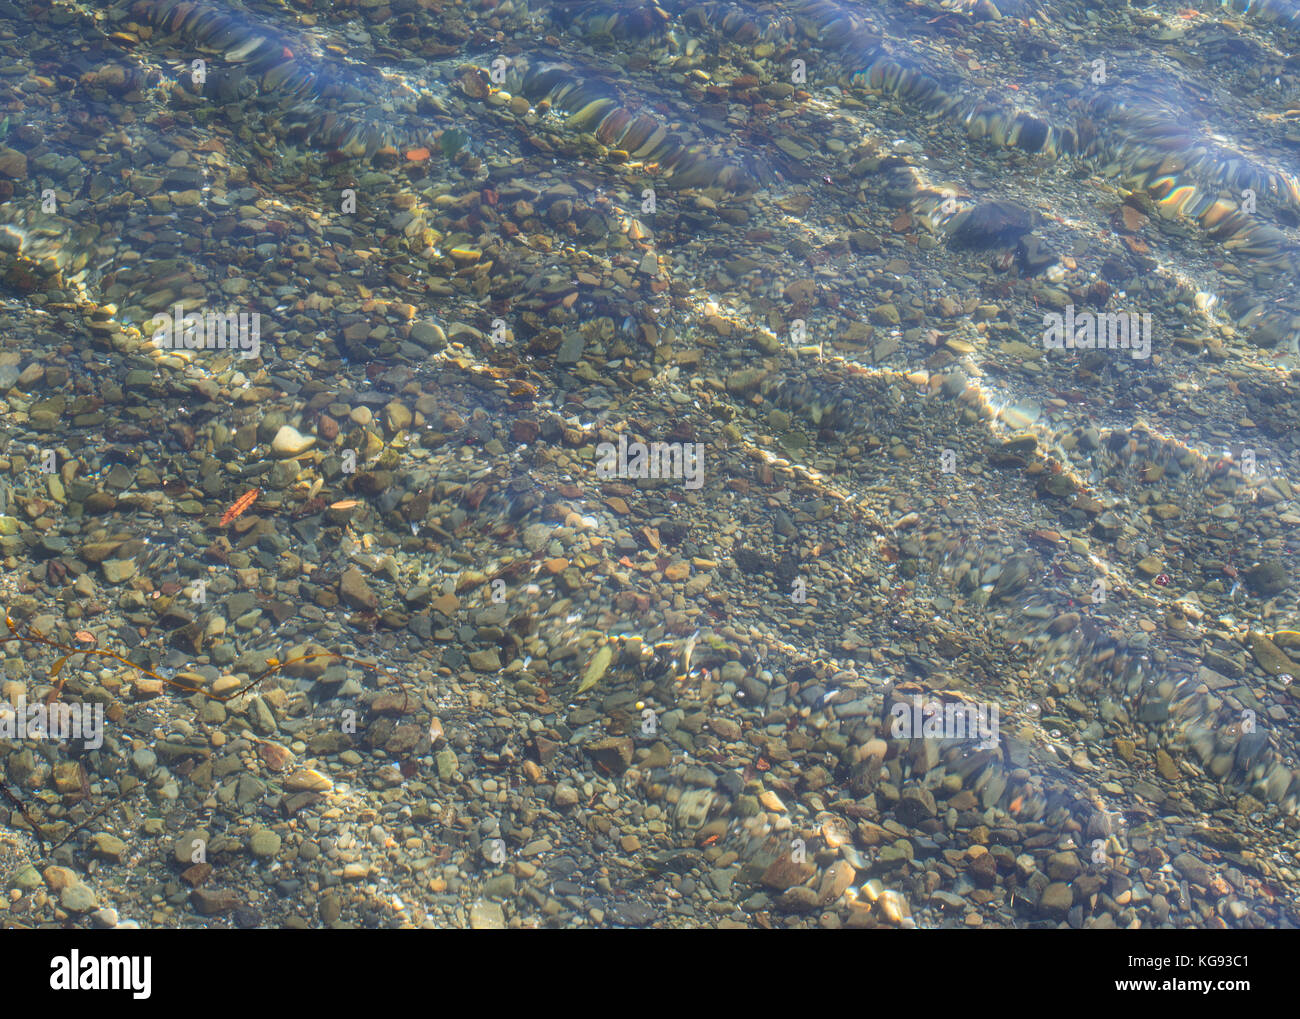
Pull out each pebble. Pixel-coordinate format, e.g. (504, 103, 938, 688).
(90, 833, 128, 862)
(469, 901, 506, 929)
(284, 769, 332, 792)
(271, 424, 315, 457)
(339, 567, 379, 610)
(1039, 883, 1073, 918)
(250, 829, 282, 858)
(191, 889, 241, 916)
(60, 883, 98, 913)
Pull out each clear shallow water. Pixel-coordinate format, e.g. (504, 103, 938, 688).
(0, 0, 1297, 929)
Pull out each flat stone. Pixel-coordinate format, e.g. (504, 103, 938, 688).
(11, 865, 42, 891)
(250, 829, 281, 858)
(1249, 633, 1296, 677)
(90, 833, 127, 862)
(726, 368, 767, 395)
(101, 559, 136, 583)
(556, 332, 585, 365)
(1039, 882, 1073, 917)
(339, 567, 379, 610)
(173, 830, 210, 865)
(410, 322, 447, 350)
(469, 900, 506, 929)
(284, 768, 332, 792)
(191, 888, 241, 916)
(1173, 852, 1214, 887)
(60, 883, 98, 913)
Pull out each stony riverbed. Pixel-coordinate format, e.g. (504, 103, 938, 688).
(0, 0, 1299, 929)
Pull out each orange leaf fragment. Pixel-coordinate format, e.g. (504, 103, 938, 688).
(219, 488, 260, 527)
(405, 147, 431, 161)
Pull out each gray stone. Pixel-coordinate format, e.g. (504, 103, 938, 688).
(720, 661, 746, 684)
(60, 883, 98, 913)
(250, 829, 282, 858)
(410, 321, 447, 351)
(90, 833, 127, 862)
(556, 332, 585, 366)
(482, 874, 517, 900)
(1173, 852, 1213, 887)
(174, 830, 210, 866)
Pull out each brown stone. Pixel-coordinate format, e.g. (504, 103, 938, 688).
(761, 854, 816, 892)
(0, 147, 27, 179)
(776, 885, 821, 912)
(1046, 851, 1082, 882)
(512, 419, 539, 443)
(181, 863, 213, 887)
(371, 690, 415, 715)
(42, 866, 78, 892)
(339, 567, 378, 610)
(585, 736, 633, 774)
(190, 888, 241, 916)
(968, 851, 998, 888)
(1039, 882, 1073, 917)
